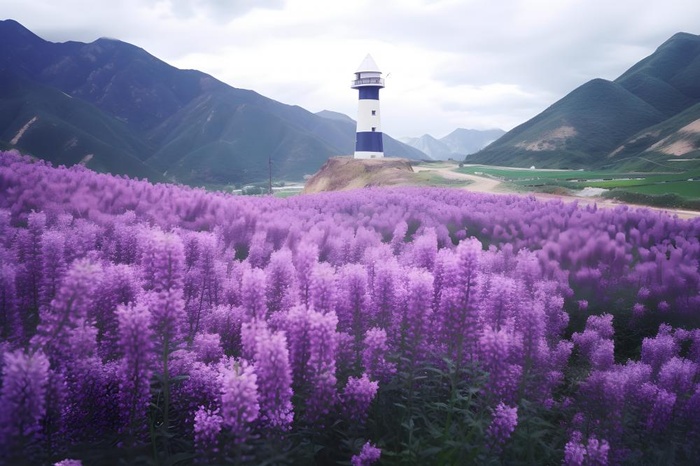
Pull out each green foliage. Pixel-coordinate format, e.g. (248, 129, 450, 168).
(371, 359, 490, 465)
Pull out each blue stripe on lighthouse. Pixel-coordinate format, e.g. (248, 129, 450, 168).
(358, 87, 380, 100)
(355, 132, 383, 152)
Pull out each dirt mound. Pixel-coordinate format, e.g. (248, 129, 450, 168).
(303, 157, 416, 193)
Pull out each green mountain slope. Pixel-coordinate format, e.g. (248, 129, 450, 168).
(609, 102, 700, 171)
(470, 79, 666, 168)
(0, 69, 162, 180)
(617, 32, 700, 115)
(470, 32, 700, 170)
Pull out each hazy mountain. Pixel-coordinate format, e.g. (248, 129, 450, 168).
(315, 110, 355, 124)
(441, 128, 505, 157)
(0, 19, 424, 185)
(400, 134, 446, 160)
(401, 128, 505, 160)
(470, 32, 700, 170)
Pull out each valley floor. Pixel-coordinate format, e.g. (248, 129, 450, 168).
(412, 163, 700, 219)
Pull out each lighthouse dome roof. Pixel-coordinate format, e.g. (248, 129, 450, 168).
(356, 54, 381, 73)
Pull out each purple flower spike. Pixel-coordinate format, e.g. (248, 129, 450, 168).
(362, 327, 396, 382)
(486, 402, 518, 451)
(241, 267, 267, 320)
(0, 349, 50, 448)
(563, 431, 586, 466)
(351, 440, 381, 466)
(341, 373, 378, 424)
(116, 302, 154, 436)
(219, 359, 259, 442)
(253, 327, 294, 430)
(193, 406, 222, 455)
(32, 258, 102, 363)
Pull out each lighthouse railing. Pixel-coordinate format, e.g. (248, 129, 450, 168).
(351, 77, 385, 87)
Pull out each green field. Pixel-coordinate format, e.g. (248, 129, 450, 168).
(455, 164, 700, 205)
(622, 180, 700, 197)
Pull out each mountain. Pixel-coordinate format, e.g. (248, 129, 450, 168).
(315, 110, 355, 124)
(400, 134, 447, 160)
(0, 69, 162, 180)
(441, 128, 505, 157)
(0, 19, 424, 185)
(401, 128, 505, 160)
(470, 32, 700, 169)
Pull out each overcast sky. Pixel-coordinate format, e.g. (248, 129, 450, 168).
(5, 0, 700, 138)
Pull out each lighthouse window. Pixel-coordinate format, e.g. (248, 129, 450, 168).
(371, 127, 376, 132)
(371, 110, 376, 115)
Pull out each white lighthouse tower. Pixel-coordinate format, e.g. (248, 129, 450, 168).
(351, 54, 385, 159)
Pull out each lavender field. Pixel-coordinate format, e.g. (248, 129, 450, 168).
(1, 150, 699, 465)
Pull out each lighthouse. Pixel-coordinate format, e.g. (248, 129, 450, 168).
(351, 54, 385, 159)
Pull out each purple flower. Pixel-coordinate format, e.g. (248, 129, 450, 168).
(585, 436, 610, 465)
(589, 339, 615, 371)
(241, 267, 267, 320)
(219, 359, 259, 441)
(54, 460, 82, 466)
(252, 327, 294, 430)
(293, 240, 318, 308)
(0, 349, 50, 447)
(32, 258, 102, 363)
(362, 327, 396, 383)
(138, 229, 187, 359)
(304, 309, 339, 420)
(336, 264, 371, 348)
(479, 325, 523, 402)
(309, 262, 337, 315)
(139, 228, 185, 293)
(351, 440, 381, 466)
(657, 356, 697, 396)
(392, 268, 433, 370)
(369, 260, 400, 330)
(572, 314, 615, 368)
(192, 332, 223, 364)
(93, 264, 140, 360)
(479, 274, 519, 331)
(410, 228, 437, 270)
(172, 357, 221, 430)
(486, 402, 518, 451)
(0, 261, 20, 343)
(246, 230, 271, 268)
(644, 384, 676, 432)
(265, 248, 297, 314)
(39, 230, 67, 312)
(563, 431, 586, 466)
(641, 328, 679, 375)
(341, 373, 378, 424)
(193, 406, 222, 455)
(116, 302, 154, 436)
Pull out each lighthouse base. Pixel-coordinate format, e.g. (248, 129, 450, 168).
(354, 151, 384, 159)
(303, 156, 414, 194)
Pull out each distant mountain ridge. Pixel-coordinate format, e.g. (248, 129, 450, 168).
(470, 32, 700, 170)
(0, 19, 425, 185)
(401, 128, 505, 160)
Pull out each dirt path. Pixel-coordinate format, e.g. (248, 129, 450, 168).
(413, 164, 699, 220)
(413, 164, 503, 192)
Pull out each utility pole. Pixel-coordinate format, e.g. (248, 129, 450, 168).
(268, 156, 272, 195)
